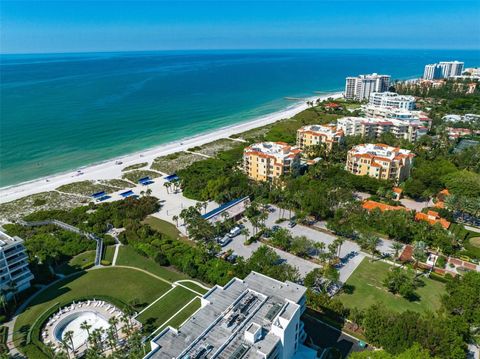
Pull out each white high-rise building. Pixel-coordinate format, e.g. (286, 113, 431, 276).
(0, 230, 34, 300)
(369, 92, 416, 110)
(345, 73, 391, 100)
(439, 61, 464, 77)
(424, 61, 464, 79)
(423, 64, 443, 80)
(145, 271, 314, 359)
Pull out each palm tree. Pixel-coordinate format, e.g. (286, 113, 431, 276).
(163, 182, 171, 194)
(60, 339, 71, 359)
(172, 215, 179, 227)
(314, 242, 326, 259)
(145, 188, 152, 197)
(80, 320, 92, 341)
(63, 330, 75, 354)
(364, 234, 380, 261)
(107, 327, 117, 352)
(334, 238, 344, 257)
(241, 227, 250, 242)
(108, 316, 119, 340)
(391, 242, 403, 260)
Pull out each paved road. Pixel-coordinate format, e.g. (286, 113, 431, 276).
(225, 206, 402, 282)
(303, 313, 368, 357)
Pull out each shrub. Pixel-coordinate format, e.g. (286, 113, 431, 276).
(100, 260, 111, 266)
(81, 261, 95, 270)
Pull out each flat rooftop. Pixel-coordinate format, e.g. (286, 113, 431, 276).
(350, 143, 412, 160)
(147, 271, 306, 359)
(245, 142, 300, 160)
(0, 230, 23, 248)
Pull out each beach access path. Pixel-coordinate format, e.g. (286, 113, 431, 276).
(0, 93, 342, 204)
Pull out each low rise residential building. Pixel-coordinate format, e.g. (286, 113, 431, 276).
(296, 124, 344, 151)
(346, 143, 415, 182)
(0, 230, 34, 299)
(446, 127, 473, 140)
(146, 271, 313, 359)
(243, 142, 302, 182)
(362, 200, 407, 212)
(202, 196, 250, 224)
(344, 73, 391, 100)
(369, 92, 416, 110)
(443, 113, 480, 123)
(337, 116, 428, 142)
(415, 211, 451, 229)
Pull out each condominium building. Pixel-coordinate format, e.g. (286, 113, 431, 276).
(0, 230, 34, 299)
(346, 143, 415, 182)
(344, 73, 391, 100)
(369, 92, 416, 110)
(337, 116, 428, 142)
(145, 271, 314, 359)
(296, 124, 344, 151)
(423, 64, 443, 80)
(424, 61, 464, 80)
(243, 142, 302, 182)
(361, 105, 431, 124)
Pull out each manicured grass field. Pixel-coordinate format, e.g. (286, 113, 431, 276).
(116, 245, 188, 282)
(338, 258, 446, 313)
(103, 245, 116, 263)
(177, 281, 209, 294)
(136, 286, 198, 334)
(55, 250, 96, 275)
(143, 216, 182, 239)
(14, 267, 170, 350)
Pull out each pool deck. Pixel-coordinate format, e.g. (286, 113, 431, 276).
(42, 300, 140, 356)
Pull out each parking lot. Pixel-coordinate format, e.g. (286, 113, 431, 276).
(223, 205, 401, 283)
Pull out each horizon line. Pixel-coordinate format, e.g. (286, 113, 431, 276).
(2, 47, 480, 56)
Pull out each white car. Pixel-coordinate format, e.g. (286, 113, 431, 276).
(228, 226, 242, 238)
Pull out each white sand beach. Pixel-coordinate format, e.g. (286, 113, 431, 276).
(0, 92, 342, 204)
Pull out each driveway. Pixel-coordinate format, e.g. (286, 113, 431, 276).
(223, 219, 320, 277)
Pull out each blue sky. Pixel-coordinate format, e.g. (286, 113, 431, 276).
(2, 1, 480, 53)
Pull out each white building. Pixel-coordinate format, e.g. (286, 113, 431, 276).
(424, 61, 464, 79)
(361, 105, 431, 125)
(337, 116, 428, 142)
(0, 230, 34, 299)
(443, 113, 480, 123)
(145, 271, 314, 359)
(345, 73, 391, 100)
(423, 64, 443, 80)
(369, 92, 415, 110)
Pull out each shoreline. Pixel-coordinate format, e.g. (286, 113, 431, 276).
(0, 92, 343, 203)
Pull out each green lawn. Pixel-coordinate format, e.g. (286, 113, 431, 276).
(103, 245, 116, 263)
(55, 250, 96, 275)
(143, 216, 182, 239)
(14, 267, 170, 353)
(136, 286, 198, 334)
(338, 258, 445, 313)
(116, 245, 188, 282)
(176, 281, 209, 294)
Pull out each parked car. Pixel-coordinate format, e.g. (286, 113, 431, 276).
(287, 220, 296, 228)
(217, 235, 232, 247)
(228, 226, 242, 238)
(271, 225, 281, 233)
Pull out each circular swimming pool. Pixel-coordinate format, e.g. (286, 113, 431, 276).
(54, 311, 109, 349)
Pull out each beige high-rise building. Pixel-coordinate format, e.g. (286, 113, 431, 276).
(243, 142, 302, 182)
(296, 124, 344, 151)
(346, 143, 414, 182)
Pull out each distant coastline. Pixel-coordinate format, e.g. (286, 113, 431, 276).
(0, 92, 342, 203)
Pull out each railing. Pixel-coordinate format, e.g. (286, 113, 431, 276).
(18, 219, 103, 266)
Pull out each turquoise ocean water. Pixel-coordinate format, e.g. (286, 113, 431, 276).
(1, 49, 479, 187)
